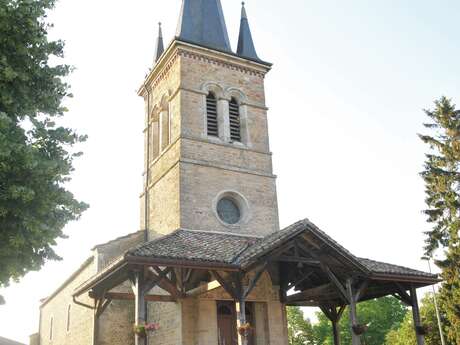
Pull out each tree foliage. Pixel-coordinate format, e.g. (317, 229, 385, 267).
(312, 297, 406, 345)
(419, 96, 460, 341)
(0, 0, 87, 291)
(386, 293, 452, 345)
(287, 298, 406, 345)
(287, 306, 316, 345)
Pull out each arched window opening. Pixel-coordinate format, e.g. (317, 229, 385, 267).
(206, 92, 218, 137)
(66, 304, 71, 332)
(229, 97, 241, 142)
(160, 106, 170, 151)
(49, 317, 54, 340)
(150, 116, 160, 161)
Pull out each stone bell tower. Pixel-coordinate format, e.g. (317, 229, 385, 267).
(139, 0, 279, 239)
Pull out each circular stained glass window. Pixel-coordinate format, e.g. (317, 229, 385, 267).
(216, 197, 241, 225)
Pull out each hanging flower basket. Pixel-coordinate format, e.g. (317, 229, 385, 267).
(133, 322, 160, 337)
(237, 323, 253, 337)
(352, 324, 368, 335)
(416, 325, 428, 335)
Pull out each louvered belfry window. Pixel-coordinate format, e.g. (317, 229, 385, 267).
(229, 98, 241, 142)
(206, 92, 218, 137)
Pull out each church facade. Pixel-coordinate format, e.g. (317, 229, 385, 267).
(32, 1, 438, 345)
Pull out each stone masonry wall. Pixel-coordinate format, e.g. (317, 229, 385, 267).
(180, 161, 279, 236)
(39, 259, 96, 345)
(139, 42, 279, 237)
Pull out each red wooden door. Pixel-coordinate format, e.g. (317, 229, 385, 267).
(217, 301, 238, 345)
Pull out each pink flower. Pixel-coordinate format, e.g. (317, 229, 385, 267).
(144, 323, 160, 331)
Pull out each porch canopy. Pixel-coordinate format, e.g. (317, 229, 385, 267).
(73, 219, 439, 345)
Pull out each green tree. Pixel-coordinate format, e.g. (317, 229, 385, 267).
(0, 0, 87, 295)
(312, 297, 407, 345)
(419, 97, 460, 342)
(287, 306, 316, 345)
(386, 293, 452, 345)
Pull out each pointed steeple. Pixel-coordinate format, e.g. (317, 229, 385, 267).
(176, 0, 232, 52)
(153, 22, 165, 63)
(237, 2, 259, 61)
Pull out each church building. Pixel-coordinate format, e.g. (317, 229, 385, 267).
(32, 1, 438, 345)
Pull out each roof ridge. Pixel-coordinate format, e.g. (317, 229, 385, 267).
(92, 230, 145, 250)
(127, 228, 183, 253)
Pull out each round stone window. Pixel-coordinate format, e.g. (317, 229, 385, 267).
(216, 197, 241, 225)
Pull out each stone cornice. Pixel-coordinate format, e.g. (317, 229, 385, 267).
(138, 40, 271, 97)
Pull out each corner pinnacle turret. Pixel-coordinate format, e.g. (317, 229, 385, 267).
(237, 2, 259, 61)
(153, 22, 164, 63)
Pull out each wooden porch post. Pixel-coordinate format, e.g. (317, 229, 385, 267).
(133, 271, 147, 345)
(346, 279, 361, 345)
(332, 320, 340, 345)
(410, 285, 426, 345)
(320, 305, 345, 345)
(238, 298, 248, 345)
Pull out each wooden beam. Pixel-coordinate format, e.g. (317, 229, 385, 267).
(301, 233, 322, 250)
(243, 262, 268, 299)
(102, 292, 176, 303)
(147, 267, 183, 298)
(286, 283, 336, 303)
(287, 270, 315, 290)
(395, 283, 413, 306)
(96, 298, 112, 318)
(275, 256, 321, 265)
(346, 278, 362, 345)
(286, 300, 322, 307)
(319, 305, 335, 321)
(320, 305, 346, 345)
(321, 263, 350, 303)
(266, 242, 296, 261)
(354, 280, 369, 303)
(186, 280, 221, 297)
(143, 267, 172, 294)
(132, 271, 147, 345)
(212, 271, 238, 299)
(410, 285, 426, 345)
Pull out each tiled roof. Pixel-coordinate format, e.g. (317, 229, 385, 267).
(126, 220, 437, 281)
(358, 258, 436, 279)
(127, 229, 260, 265)
(0, 337, 25, 345)
(176, 0, 232, 53)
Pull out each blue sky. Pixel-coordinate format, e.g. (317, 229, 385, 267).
(0, 0, 458, 342)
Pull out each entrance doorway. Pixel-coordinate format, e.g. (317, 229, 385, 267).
(217, 301, 256, 345)
(217, 301, 237, 345)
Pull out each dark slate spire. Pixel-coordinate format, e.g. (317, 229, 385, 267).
(176, 0, 232, 52)
(237, 2, 259, 60)
(153, 22, 165, 63)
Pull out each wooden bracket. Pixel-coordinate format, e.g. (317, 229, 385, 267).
(321, 263, 350, 304)
(395, 283, 413, 306)
(243, 262, 268, 299)
(212, 271, 239, 300)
